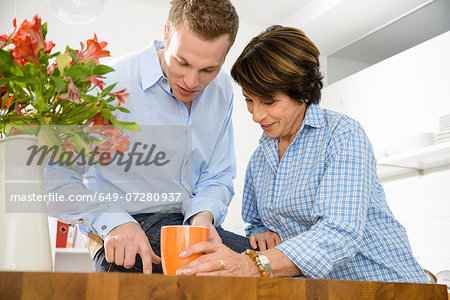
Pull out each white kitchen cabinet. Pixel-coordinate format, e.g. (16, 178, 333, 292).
(55, 248, 93, 272)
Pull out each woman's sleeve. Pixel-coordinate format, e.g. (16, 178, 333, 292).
(276, 124, 375, 278)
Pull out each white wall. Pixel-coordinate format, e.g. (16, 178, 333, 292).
(321, 30, 450, 275)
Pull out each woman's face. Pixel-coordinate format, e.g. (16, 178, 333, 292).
(243, 90, 307, 140)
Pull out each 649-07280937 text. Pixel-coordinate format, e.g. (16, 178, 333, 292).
(9, 192, 182, 202)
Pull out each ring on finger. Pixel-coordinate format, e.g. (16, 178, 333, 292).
(218, 258, 225, 271)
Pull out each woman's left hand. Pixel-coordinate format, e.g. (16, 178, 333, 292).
(176, 242, 260, 277)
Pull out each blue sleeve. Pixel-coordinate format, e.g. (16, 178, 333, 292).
(276, 126, 374, 278)
(44, 163, 137, 238)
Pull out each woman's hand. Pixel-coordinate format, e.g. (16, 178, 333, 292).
(176, 242, 260, 277)
(190, 211, 222, 244)
(250, 231, 282, 250)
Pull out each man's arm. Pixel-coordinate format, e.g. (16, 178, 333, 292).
(44, 163, 160, 273)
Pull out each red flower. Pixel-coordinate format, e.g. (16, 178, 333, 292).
(75, 34, 109, 65)
(0, 34, 9, 49)
(86, 75, 106, 90)
(1, 93, 13, 111)
(10, 15, 55, 66)
(109, 89, 129, 107)
(0, 19, 16, 49)
(59, 76, 81, 103)
(97, 135, 131, 155)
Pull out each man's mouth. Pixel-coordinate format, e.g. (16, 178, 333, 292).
(177, 85, 196, 96)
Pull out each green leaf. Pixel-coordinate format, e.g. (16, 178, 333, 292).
(67, 63, 92, 82)
(99, 83, 116, 97)
(115, 121, 141, 132)
(110, 106, 130, 113)
(65, 46, 77, 61)
(93, 64, 114, 76)
(42, 22, 48, 39)
(0, 50, 23, 77)
(56, 53, 71, 74)
(51, 76, 65, 93)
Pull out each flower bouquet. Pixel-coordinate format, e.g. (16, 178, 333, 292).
(0, 15, 139, 166)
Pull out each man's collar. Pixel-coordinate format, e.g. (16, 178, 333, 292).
(140, 40, 166, 91)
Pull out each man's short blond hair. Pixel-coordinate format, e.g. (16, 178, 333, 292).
(166, 0, 239, 47)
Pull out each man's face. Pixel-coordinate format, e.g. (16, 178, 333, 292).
(159, 23, 231, 104)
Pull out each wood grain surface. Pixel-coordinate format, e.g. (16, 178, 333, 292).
(0, 271, 447, 300)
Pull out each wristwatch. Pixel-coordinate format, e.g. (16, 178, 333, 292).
(257, 252, 274, 278)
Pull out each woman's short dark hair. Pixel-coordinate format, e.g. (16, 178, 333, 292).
(231, 25, 323, 105)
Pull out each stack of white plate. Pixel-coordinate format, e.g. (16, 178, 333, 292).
(435, 114, 450, 144)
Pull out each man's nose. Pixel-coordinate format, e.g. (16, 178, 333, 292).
(184, 70, 200, 89)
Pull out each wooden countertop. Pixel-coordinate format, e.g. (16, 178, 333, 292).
(0, 271, 447, 300)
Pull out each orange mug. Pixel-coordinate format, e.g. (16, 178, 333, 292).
(160, 225, 208, 275)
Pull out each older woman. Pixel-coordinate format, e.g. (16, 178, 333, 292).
(176, 25, 428, 283)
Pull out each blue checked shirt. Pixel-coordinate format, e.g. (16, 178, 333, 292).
(242, 103, 428, 283)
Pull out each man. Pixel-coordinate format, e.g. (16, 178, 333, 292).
(44, 0, 249, 274)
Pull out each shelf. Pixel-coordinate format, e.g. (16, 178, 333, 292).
(377, 141, 450, 180)
(55, 248, 89, 254)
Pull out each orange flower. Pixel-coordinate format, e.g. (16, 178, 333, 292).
(0, 34, 9, 49)
(109, 89, 130, 107)
(59, 76, 81, 103)
(1, 93, 13, 111)
(0, 19, 16, 49)
(75, 34, 109, 65)
(97, 135, 131, 155)
(10, 15, 54, 66)
(86, 75, 106, 90)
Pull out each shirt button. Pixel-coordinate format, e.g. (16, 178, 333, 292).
(162, 78, 168, 84)
(280, 217, 286, 223)
(101, 225, 107, 230)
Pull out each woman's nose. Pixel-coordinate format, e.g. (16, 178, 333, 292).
(252, 104, 266, 123)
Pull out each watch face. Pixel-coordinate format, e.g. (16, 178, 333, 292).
(257, 253, 273, 277)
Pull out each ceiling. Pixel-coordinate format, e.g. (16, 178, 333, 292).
(138, 0, 437, 56)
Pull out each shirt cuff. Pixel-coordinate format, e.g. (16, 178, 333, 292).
(92, 211, 138, 239)
(183, 198, 228, 227)
(276, 237, 333, 279)
(245, 224, 270, 237)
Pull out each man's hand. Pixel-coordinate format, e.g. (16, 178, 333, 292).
(103, 222, 161, 274)
(250, 231, 282, 251)
(190, 211, 222, 244)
